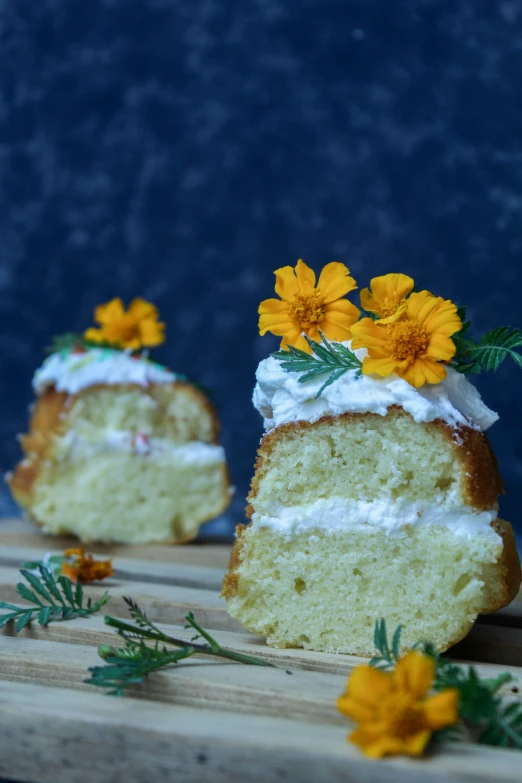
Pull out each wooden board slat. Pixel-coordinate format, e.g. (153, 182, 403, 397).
(1, 627, 520, 723)
(2, 680, 522, 783)
(1, 521, 522, 783)
(0, 544, 226, 590)
(0, 517, 231, 568)
(0, 634, 350, 724)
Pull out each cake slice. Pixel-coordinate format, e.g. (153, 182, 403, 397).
(8, 298, 231, 544)
(224, 402, 519, 653)
(223, 262, 521, 655)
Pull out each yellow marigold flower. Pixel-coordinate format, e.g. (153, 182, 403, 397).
(61, 548, 114, 584)
(360, 273, 414, 321)
(350, 290, 462, 388)
(258, 259, 359, 352)
(84, 297, 165, 351)
(337, 652, 459, 758)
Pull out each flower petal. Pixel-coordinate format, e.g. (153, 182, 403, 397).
(317, 262, 357, 303)
(291, 332, 313, 352)
(294, 258, 316, 294)
(281, 328, 310, 353)
(397, 360, 425, 387)
(260, 321, 296, 337)
(122, 336, 142, 350)
(345, 665, 394, 707)
(336, 696, 375, 724)
(307, 324, 321, 342)
(129, 298, 159, 320)
(321, 321, 353, 342)
(321, 309, 358, 341)
(274, 267, 299, 301)
(362, 356, 399, 377)
(422, 360, 448, 384)
(406, 291, 440, 324)
(324, 299, 360, 325)
(401, 729, 432, 757)
(359, 287, 374, 313)
(259, 299, 294, 336)
(350, 319, 389, 352)
(350, 730, 404, 759)
(403, 358, 448, 386)
(426, 334, 457, 361)
(395, 652, 435, 699)
(424, 300, 462, 337)
(139, 319, 165, 346)
(61, 563, 79, 583)
(94, 298, 125, 325)
(422, 689, 459, 731)
(377, 302, 408, 324)
(362, 274, 414, 315)
(84, 327, 106, 343)
(258, 298, 287, 315)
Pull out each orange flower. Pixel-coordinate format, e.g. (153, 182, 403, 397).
(61, 548, 114, 584)
(337, 652, 459, 758)
(350, 291, 462, 387)
(360, 273, 414, 321)
(259, 259, 359, 352)
(84, 297, 165, 351)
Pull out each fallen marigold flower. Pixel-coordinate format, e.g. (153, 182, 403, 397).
(337, 651, 459, 758)
(61, 548, 114, 584)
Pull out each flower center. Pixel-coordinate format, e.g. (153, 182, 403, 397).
(387, 699, 425, 739)
(379, 299, 400, 319)
(388, 319, 428, 361)
(286, 292, 325, 329)
(107, 315, 141, 344)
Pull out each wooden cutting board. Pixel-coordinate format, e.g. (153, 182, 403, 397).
(0, 519, 521, 783)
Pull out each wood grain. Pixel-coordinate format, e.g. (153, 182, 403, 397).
(1, 680, 521, 783)
(1, 523, 521, 783)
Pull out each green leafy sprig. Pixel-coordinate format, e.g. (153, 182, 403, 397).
(87, 598, 274, 696)
(45, 332, 122, 355)
(22, 554, 66, 579)
(452, 309, 522, 374)
(272, 332, 362, 397)
(370, 620, 522, 749)
(0, 565, 110, 632)
(369, 618, 403, 670)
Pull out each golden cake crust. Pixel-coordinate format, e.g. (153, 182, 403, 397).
(247, 406, 503, 514)
(9, 380, 221, 507)
(480, 518, 522, 614)
(221, 523, 248, 599)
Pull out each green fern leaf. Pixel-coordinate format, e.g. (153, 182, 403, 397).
(272, 332, 362, 397)
(0, 565, 110, 631)
(453, 327, 522, 374)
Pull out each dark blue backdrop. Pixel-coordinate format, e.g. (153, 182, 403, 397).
(1, 0, 521, 535)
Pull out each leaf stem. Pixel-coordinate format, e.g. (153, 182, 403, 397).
(104, 614, 274, 667)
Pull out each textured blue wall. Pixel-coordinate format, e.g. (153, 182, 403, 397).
(0, 0, 521, 535)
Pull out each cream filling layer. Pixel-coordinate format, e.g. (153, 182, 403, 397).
(251, 497, 500, 542)
(55, 430, 225, 466)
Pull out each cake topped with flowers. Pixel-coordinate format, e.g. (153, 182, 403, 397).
(223, 259, 521, 657)
(34, 297, 175, 394)
(8, 297, 231, 545)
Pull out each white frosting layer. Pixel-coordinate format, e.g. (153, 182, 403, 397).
(34, 349, 177, 395)
(57, 430, 225, 465)
(252, 498, 500, 542)
(254, 345, 498, 432)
